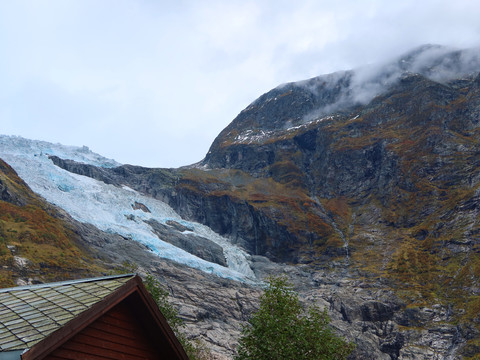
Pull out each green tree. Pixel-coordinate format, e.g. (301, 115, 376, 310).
(235, 276, 355, 360)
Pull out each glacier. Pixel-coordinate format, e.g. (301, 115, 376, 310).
(0, 135, 256, 282)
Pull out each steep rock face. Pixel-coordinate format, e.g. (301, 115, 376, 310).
(165, 47, 480, 358)
(44, 45, 480, 358)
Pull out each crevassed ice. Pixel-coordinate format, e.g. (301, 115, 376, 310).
(0, 135, 120, 168)
(0, 135, 256, 283)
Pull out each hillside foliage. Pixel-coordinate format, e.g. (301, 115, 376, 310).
(235, 276, 355, 360)
(0, 159, 104, 287)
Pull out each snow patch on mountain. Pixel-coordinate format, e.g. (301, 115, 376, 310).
(232, 129, 275, 144)
(0, 135, 256, 282)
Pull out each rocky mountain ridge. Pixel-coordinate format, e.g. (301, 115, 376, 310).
(2, 45, 480, 358)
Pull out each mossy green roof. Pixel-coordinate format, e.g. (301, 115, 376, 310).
(0, 274, 134, 352)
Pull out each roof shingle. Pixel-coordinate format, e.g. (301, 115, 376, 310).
(0, 274, 134, 352)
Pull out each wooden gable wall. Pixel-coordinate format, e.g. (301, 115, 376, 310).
(44, 293, 182, 360)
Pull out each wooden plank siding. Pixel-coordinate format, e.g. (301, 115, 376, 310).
(15, 275, 190, 360)
(45, 301, 164, 359)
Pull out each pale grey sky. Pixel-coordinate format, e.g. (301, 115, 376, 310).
(1, 0, 479, 167)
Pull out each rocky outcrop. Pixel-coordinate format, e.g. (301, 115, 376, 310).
(60, 218, 455, 360)
(0, 159, 29, 206)
(146, 219, 227, 266)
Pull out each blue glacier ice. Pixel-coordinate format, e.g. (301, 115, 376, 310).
(0, 135, 256, 283)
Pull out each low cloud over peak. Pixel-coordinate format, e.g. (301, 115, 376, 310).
(292, 45, 480, 122)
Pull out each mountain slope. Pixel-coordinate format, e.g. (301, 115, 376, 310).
(0, 159, 107, 286)
(94, 45, 479, 358)
(2, 45, 480, 358)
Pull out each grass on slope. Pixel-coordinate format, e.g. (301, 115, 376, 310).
(0, 159, 105, 287)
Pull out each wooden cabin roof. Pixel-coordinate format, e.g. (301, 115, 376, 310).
(0, 274, 189, 360)
(0, 274, 133, 352)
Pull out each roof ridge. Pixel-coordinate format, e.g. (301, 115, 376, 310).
(0, 273, 136, 293)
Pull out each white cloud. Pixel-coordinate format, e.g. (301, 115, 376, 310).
(0, 0, 479, 167)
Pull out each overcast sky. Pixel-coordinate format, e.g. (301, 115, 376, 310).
(1, 1, 479, 168)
